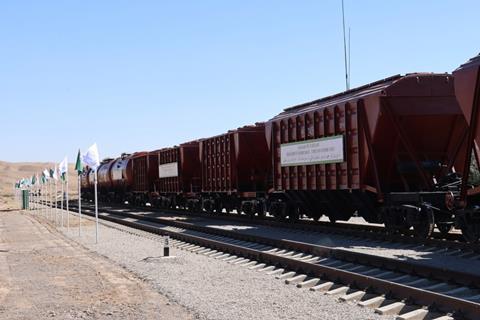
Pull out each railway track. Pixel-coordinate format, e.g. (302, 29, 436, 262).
(49, 201, 480, 319)
(75, 200, 480, 257)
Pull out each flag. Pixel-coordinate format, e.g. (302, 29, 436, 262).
(53, 166, 58, 180)
(82, 143, 100, 170)
(75, 149, 83, 175)
(59, 156, 68, 180)
(49, 167, 58, 180)
(41, 173, 46, 184)
(32, 175, 37, 185)
(43, 169, 50, 180)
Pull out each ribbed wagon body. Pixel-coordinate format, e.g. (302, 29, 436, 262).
(199, 123, 271, 214)
(266, 73, 467, 234)
(149, 142, 202, 209)
(453, 54, 480, 242)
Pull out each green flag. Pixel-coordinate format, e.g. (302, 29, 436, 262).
(75, 149, 83, 175)
(32, 175, 36, 185)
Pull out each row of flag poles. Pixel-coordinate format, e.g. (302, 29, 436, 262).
(14, 143, 101, 243)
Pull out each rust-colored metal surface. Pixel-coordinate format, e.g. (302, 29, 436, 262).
(453, 54, 480, 200)
(87, 168, 95, 189)
(110, 153, 134, 192)
(97, 159, 115, 190)
(200, 123, 271, 194)
(130, 152, 149, 192)
(152, 141, 201, 195)
(266, 74, 466, 219)
(80, 169, 90, 190)
(148, 149, 160, 192)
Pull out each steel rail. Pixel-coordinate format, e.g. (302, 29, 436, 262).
(70, 200, 478, 252)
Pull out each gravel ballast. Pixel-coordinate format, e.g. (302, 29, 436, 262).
(48, 210, 391, 320)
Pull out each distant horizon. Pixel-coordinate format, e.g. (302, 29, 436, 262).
(1, 1, 479, 163)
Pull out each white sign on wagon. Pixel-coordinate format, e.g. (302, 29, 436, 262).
(280, 135, 344, 166)
(159, 162, 178, 178)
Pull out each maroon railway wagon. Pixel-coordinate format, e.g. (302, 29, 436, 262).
(199, 123, 271, 215)
(266, 73, 468, 237)
(148, 141, 202, 209)
(105, 151, 152, 204)
(129, 151, 150, 203)
(453, 54, 480, 242)
(80, 170, 90, 190)
(97, 158, 115, 197)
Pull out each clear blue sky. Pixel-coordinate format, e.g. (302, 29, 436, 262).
(1, 1, 478, 162)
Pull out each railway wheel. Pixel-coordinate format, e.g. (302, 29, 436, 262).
(457, 209, 480, 243)
(256, 201, 266, 218)
(383, 207, 409, 234)
(275, 202, 288, 221)
(462, 224, 480, 243)
(215, 201, 223, 215)
(436, 223, 453, 236)
(410, 206, 435, 238)
(288, 205, 300, 222)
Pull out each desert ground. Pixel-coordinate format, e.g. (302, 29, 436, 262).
(0, 161, 193, 319)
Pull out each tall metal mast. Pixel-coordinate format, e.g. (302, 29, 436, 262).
(342, 0, 349, 90)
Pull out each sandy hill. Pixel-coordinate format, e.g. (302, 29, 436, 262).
(0, 161, 79, 210)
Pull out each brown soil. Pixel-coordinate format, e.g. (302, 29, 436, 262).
(0, 207, 193, 320)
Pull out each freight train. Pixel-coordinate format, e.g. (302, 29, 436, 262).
(81, 54, 480, 242)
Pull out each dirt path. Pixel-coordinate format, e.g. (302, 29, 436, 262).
(0, 210, 194, 320)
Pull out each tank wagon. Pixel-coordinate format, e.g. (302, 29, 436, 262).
(266, 73, 467, 237)
(97, 158, 115, 200)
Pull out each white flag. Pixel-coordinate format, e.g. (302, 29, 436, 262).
(59, 156, 68, 175)
(43, 169, 50, 180)
(82, 143, 100, 170)
(52, 165, 58, 180)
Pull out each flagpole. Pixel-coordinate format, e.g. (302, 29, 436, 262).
(55, 178, 58, 226)
(45, 180, 52, 219)
(78, 174, 82, 236)
(94, 169, 99, 244)
(61, 177, 64, 227)
(50, 179, 54, 221)
(48, 179, 51, 220)
(43, 182, 45, 217)
(66, 174, 69, 231)
(45, 181, 47, 217)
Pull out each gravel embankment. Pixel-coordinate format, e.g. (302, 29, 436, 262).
(55, 210, 391, 320)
